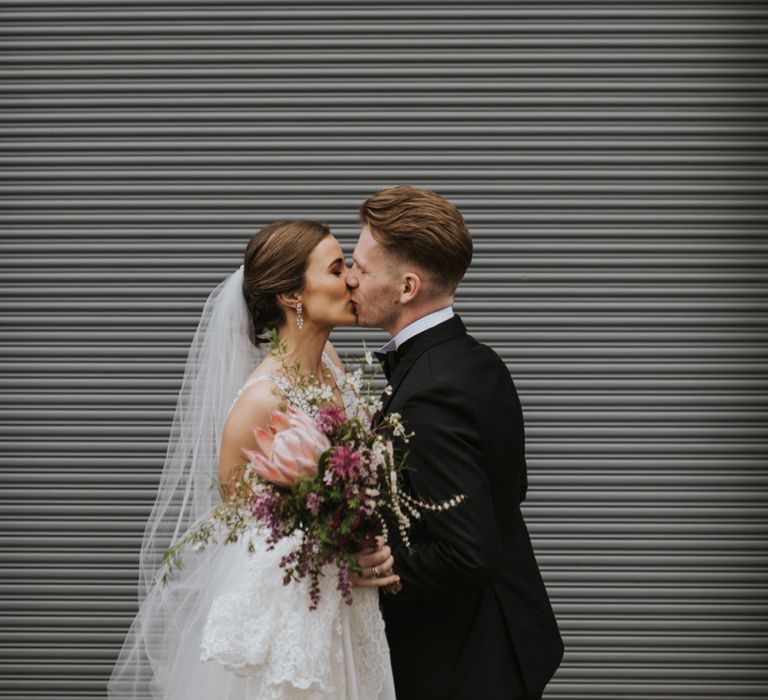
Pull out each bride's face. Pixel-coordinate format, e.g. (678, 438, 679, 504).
(298, 235, 357, 328)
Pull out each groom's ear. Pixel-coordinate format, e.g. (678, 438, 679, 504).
(399, 271, 422, 305)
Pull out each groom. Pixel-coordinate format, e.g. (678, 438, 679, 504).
(347, 185, 563, 699)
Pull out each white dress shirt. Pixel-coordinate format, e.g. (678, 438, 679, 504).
(377, 306, 455, 353)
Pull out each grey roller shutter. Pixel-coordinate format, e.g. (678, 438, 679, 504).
(1, 2, 766, 699)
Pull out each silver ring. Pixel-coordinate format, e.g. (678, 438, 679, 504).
(372, 566, 381, 578)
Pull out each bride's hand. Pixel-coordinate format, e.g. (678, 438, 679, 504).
(350, 537, 401, 589)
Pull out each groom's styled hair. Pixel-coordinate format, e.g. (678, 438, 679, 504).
(359, 185, 472, 294)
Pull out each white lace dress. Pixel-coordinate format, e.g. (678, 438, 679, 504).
(197, 355, 396, 700)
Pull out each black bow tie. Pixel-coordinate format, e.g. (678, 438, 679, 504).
(374, 350, 399, 381)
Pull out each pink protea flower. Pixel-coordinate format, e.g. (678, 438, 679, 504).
(241, 407, 331, 487)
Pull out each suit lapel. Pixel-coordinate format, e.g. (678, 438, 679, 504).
(377, 315, 467, 419)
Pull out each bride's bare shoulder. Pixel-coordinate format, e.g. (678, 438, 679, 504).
(225, 352, 284, 427)
(244, 352, 281, 383)
(219, 367, 283, 482)
(229, 379, 280, 424)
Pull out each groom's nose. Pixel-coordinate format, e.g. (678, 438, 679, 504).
(346, 272, 359, 289)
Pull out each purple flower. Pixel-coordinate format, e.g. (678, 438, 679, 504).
(328, 507, 344, 532)
(314, 405, 347, 436)
(306, 491, 321, 516)
(326, 444, 363, 481)
(337, 565, 353, 605)
(251, 488, 285, 545)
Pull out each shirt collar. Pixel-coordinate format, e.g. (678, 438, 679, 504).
(377, 306, 455, 353)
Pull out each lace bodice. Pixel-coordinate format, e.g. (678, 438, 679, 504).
(230, 352, 356, 418)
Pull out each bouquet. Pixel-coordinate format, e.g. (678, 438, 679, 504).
(163, 339, 465, 609)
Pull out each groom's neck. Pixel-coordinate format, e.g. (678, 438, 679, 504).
(387, 298, 454, 337)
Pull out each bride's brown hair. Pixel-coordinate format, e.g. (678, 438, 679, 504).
(242, 219, 330, 344)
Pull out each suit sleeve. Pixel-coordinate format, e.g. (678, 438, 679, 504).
(388, 376, 502, 600)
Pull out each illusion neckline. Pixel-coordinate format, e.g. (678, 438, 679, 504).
(232, 351, 341, 402)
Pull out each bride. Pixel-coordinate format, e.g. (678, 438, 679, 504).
(108, 220, 399, 699)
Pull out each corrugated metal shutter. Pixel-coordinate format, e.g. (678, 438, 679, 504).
(1, 2, 766, 698)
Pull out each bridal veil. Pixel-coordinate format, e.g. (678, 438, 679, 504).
(108, 266, 266, 698)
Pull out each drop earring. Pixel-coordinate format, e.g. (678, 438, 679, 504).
(296, 302, 304, 329)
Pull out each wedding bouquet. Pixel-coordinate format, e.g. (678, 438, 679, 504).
(163, 340, 465, 609)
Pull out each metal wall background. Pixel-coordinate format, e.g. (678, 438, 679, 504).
(1, 2, 766, 698)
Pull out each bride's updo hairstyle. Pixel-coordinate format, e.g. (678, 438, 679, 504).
(242, 219, 330, 344)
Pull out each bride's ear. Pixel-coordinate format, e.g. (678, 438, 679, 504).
(399, 272, 422, 306)
(276, 291, 302, 313)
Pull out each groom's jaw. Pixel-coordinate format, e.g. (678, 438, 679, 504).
(351, 303, 375, 329)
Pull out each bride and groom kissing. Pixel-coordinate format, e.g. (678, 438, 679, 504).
(109, 185, 563, 700)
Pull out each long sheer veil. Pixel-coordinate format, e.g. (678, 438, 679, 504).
(108, 265, 268, 698)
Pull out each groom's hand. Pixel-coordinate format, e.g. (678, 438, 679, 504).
(350, 537, 401, 589)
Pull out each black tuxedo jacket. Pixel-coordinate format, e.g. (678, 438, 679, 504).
(377, 315, 563, 700)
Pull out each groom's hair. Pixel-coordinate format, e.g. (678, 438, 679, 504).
(359, 185, 472, 294)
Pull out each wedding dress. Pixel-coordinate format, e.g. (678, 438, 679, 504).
(108, 266, 396, 700)
(197, 359, 395, 699)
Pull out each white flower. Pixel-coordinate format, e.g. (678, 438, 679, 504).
(383, 384, 393, 396)
(367, 444, 384, 467)
(390, 469, 398, 494)
(348, 370, 363, 392)
(387, 414, 405, 436)
(363, 342, 374, 367)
